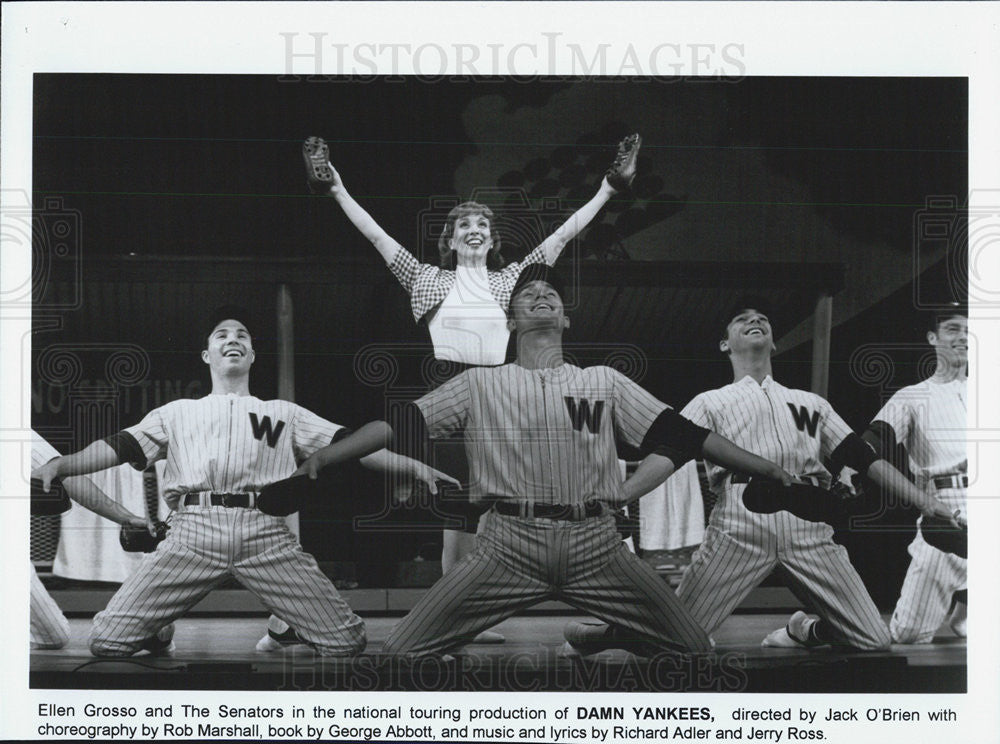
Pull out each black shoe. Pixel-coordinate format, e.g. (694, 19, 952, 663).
(562, 621, 665, 657)
(605, 133, 641, 192)
(256, 616, 305, 651)
(139, 623, 175, 656)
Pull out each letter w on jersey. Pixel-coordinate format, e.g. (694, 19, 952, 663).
(787, 403, 820, 438)
(249, 413, 286, 447)
(564, 397, 605, 434)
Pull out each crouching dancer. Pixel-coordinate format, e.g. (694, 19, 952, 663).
(294, 267, 797, 657)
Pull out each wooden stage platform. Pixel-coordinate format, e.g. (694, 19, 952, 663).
(31, 614, 965, 693)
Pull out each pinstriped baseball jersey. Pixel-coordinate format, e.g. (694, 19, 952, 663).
(383, 362, 712, 656)
(123, 394, 343, 509)
(30, 433, 73, 648)
(90, 394, 365, 657)
(871, 379, 966, 481)
(32, 431, 68, 479)
(415, 363, 668, 506)
(875, 378, 967, 644)
(676, 375, 890, 650)
(32, 431, 60, 467)
(682, 375, 853, 492)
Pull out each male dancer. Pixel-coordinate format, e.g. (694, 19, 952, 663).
(29, 431, 151, 649)
(33, 308, 451, 656)
(566, 300, 961, 653)
(864, 308, 968, 643)
(296, 268, 800, 656)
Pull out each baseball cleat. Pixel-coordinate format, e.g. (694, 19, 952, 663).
(303, 136, 335, 194)
(471, 630, 506, 644)
(605, 133, 641, 192)
(255, 615, 304, 652)
(761, 611, 822, 649)
(948, 602, 967, 638)
(139, 623, 176, 656)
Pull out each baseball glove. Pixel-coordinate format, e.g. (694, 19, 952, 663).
(257, 474, 322, 517)
(120, 520, 169, 553)
(920, 516, 967, 558)
(30, 477, 71, 516)
(605, 133, 641, 192)
(303, 136, 335, 194)
(741, 477, 856, 525)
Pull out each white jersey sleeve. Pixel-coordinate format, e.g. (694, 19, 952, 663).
(123, 404, 172, 467)
(31, 431, 61, 469)
(289, 405, 344, 463)
(872, 392, 913, 444)
(817, 397, 855, 462)
(31, 430, 103, 495)
(680, 394, 714, 430)
(415, 372, 473, 439)
(870, 380, 966, 476)
(610, 370, 669, 449)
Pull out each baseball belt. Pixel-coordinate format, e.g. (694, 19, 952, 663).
(493, 501, 603, 521)
(184, 492, 259, 508)
(932, 474, 967, 490)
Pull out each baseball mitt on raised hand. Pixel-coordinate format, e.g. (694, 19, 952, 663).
(120, 521, 169, 553)
(741, 477, 856, 525)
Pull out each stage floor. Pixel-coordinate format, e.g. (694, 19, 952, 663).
(31, 614, 965, 693)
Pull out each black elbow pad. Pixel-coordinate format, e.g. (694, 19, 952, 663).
(640, 409, 711, 468)
(862, 421, 915, 481)
(830, 432, 879, 476)
(103, 432, 147, 470)
(862, 421, 896, 459)
(387, 402, 431, 462)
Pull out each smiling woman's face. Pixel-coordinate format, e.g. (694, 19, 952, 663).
(449, 212, 493, 264)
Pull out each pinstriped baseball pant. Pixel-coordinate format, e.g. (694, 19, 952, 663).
(30, 561, 70, 649)
(678, 495, 890, 651)
(90, 507, 365, 656)
(890, 487, 967, 644)
(384, 510, 712, 656)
